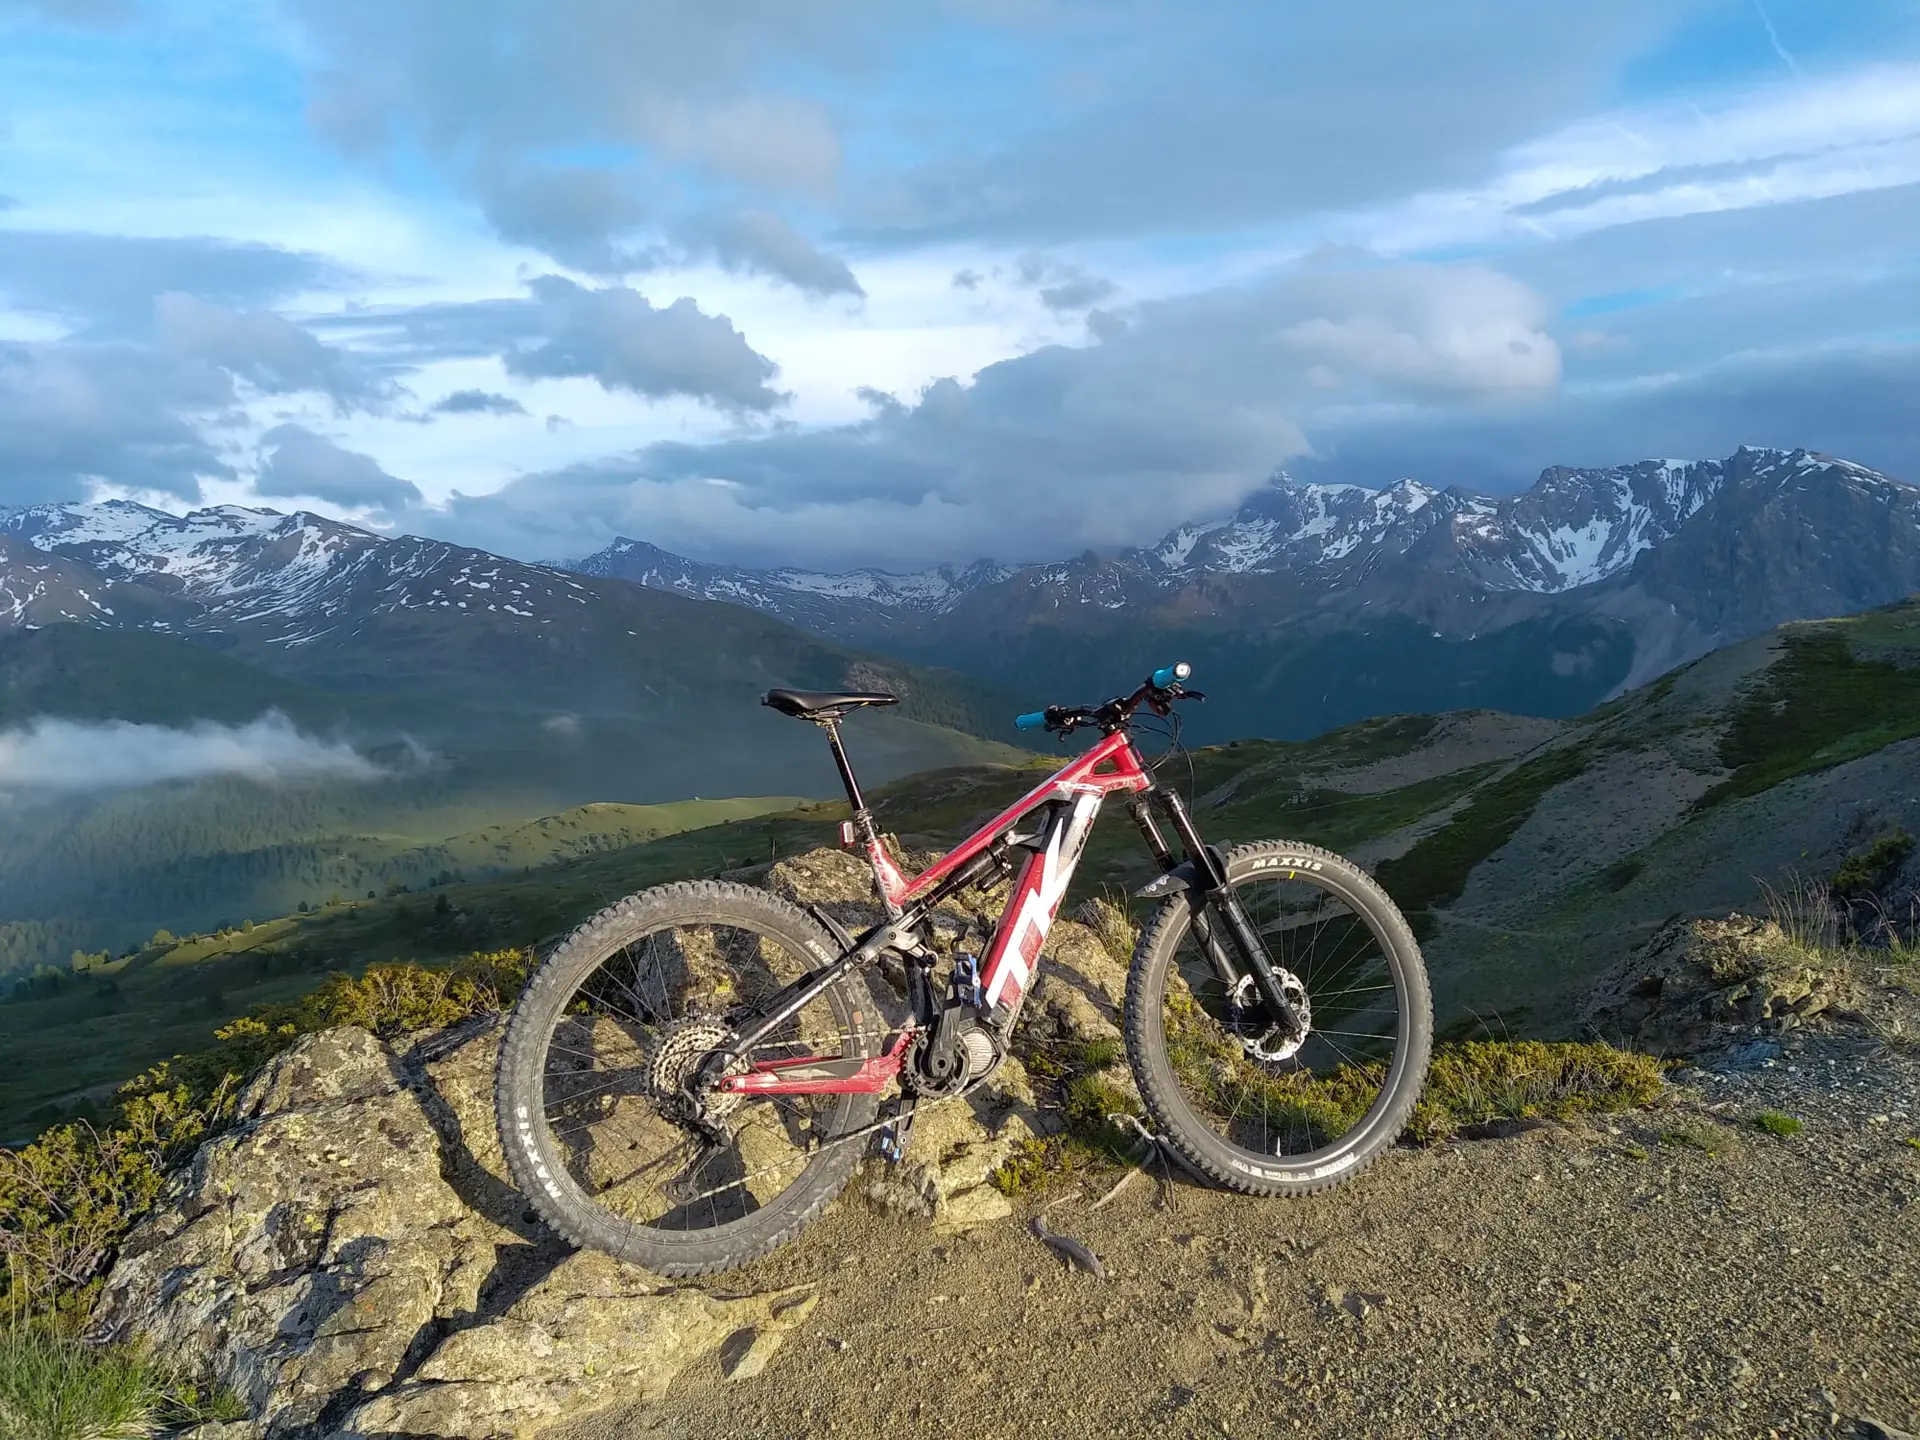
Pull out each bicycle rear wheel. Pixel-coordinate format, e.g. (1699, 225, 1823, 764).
(495, 880, 882, 1276)
(1125, 841, 1431, 1196)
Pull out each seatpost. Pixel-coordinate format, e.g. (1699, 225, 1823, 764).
(820, 719, 881, 846)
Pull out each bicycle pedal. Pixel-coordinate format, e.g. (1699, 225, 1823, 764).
(877, 1104, 918, 1164)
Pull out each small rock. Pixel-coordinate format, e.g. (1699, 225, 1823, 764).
(721, 1326, 786, 1382)
(1856, 1419, 1917, 1440)
(933, 1186, 1013, 1232)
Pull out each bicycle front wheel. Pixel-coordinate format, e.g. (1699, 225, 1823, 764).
(495, 880, 882, 1277)
(1125, 841, 1431, 1196)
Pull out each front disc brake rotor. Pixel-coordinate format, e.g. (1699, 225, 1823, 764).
(1227, 973, 1313, 1063)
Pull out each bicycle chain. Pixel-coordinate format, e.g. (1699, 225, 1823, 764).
(633, 1047, 989, 1213)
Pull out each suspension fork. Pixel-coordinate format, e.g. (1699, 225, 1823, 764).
(1139, 787, 1308, 1038)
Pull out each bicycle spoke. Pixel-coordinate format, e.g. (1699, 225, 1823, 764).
(529, 914, 872, 1235)
(1157, 865, 1411, 1160)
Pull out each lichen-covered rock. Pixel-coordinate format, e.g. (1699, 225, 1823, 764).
(336, 1268, 809, 1438)
(92, 1027, 504, 1433)
(90, 1025, 811, 1439)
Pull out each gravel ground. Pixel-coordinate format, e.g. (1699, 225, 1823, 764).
(546, 1027, 1919, 1440)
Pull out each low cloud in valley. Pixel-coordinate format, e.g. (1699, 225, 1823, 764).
(0, 712, 392, 795)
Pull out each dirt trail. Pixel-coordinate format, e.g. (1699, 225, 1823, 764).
(548, 1034, 1919, 1440)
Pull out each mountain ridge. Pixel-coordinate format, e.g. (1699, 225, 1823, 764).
(572, 444, 1920, 738)
(570, 445, 1912, 628)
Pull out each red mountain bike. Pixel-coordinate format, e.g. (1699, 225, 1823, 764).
(496, 664, 1432, 1275)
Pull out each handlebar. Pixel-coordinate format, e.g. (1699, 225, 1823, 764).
(1013, 662, 1204, 736)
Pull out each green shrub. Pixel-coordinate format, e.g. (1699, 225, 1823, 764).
(1754, 1111, 1803, 1138)
(1162, 1009, 1665, 1150)
(301, 950, 530, 1037)
(1406, 1040, 1667, 1143)
(986, 1135, 1109, 1197)
(1833, 828, 1915, 901)
(1, 1076, 241, 1327)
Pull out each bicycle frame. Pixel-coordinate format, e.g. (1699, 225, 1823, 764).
(714, 729, 1163, 1099)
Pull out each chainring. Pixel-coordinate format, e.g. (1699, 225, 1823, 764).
(903, 1017, 1002, 1098)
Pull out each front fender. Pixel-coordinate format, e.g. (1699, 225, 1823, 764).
(1132, 845, 1229, 899)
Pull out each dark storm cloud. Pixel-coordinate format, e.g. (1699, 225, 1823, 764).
(286, 0, 870, 291)
(500, 278, 785, 411)
(846, 1, 1688, 244)
(0, 340, 235, 506)
(254, 424, 423, 509)
(428, 389, 528, 417)
(315, 275, 786, 412)
(469, 162, 654, 276)
(0, 230, 351, 335)
(154, 293, 397, 413)
(279, 3, 1687, 284)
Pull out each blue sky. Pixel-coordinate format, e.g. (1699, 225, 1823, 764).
(1, 0, 1917, 569)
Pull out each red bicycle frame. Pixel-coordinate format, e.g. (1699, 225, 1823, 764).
(716, 729, 1155, 1098)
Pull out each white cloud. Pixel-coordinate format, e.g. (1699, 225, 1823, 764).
(1350, 62, 1920, 257)
(0, 711, 391, 794)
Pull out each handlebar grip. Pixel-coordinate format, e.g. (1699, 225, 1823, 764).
(1015, 711, 1049, 731)
(1151, 661, 1193, 689)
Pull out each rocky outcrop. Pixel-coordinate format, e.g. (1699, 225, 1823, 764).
(1583, 913, 1862, 1059)
(91, 847, 1143, 1437)
(91, 1024, 809, 1439)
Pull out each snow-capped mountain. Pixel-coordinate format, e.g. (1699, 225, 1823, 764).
(1, 498, 601, 647)
(569, 446, 1918, 643)
(1140, 455, 1727, 592)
